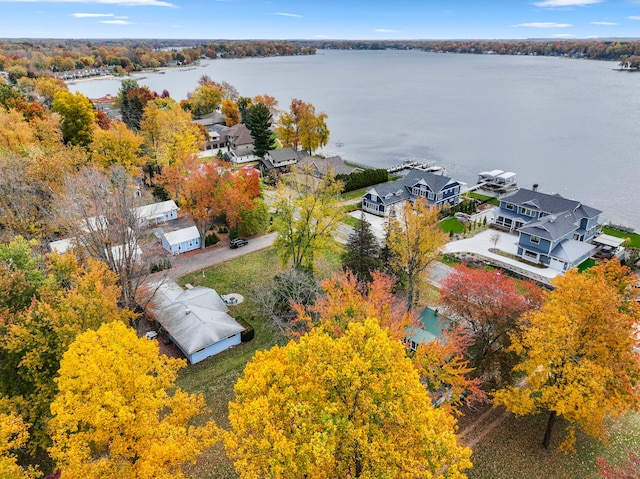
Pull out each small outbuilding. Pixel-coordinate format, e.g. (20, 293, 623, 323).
(145, 280, 245, 363)
(161, 225, 201, 255)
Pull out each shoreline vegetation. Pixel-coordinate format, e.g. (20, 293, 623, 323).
(4, 39, 640, 83)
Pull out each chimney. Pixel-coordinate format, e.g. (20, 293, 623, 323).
(532, 183, 539, 192)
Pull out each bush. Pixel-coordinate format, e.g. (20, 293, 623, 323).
(218, 225, 228, 234)
(336, 168, 388, 193)
(150, 258, 172, 273)
(152, 184, 169, 201)
(205, 232, 220, 247)
(228, 227, 238, 240)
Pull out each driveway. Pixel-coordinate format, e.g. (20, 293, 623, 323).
(146, 232, 277, 282)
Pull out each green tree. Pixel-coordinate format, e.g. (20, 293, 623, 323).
(272, 166, 345, 271)
(245, 103, 276, 157)
(341, 212, 382, 283)
(226, 319, 472, 479)
(49, 321, 220, 479)
(494, 261, 640, 451)
(236, 96, 252, 124)
(116, 79, 155, 131)
(51, 91, 96, 147)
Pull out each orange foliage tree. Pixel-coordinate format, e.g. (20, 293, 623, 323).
(494, 261, 640, 450)
(439, 265, 544, 387)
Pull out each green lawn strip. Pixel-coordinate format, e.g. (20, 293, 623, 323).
(440, 217, 465, 234)
(340, 187, 370, 201)
(342, 215, 361, 229)
(468, 192, 500, 206)
(601, 226, 640, 249)
(577, 258, 596, 273)
(467, 411, 640, 479)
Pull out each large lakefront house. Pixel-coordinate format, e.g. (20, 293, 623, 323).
(362, 169, 462, 217)
(494, 188, 602, 272)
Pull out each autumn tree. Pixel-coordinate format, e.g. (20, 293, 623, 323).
(385, 198, 448, 308)
(187, 82, 223, 118)
(294, 271, 484, 408)
(494, 261, 640, 451)
(51, 91, 96, 147)
(276, 98, 330, 153)
(33, 76, 67, 109)
(0, 413, 40, 479)
(57, 166, 151, 309)
(341, 212, 382, 283)
(253, 94, 279, 118)
(439, 265, 544, 388)
(89, 120, 147, 175)
(0, 252, 132, 452)
(245, 102, 276, 157)
(271, 166, 345, 271)
(140, 97, 205, 176)
(226, 319, 472, 479)
(49, 321, 219, 479)
(221, 98, 240, 126)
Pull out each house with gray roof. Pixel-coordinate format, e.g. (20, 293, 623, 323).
(145, 280, 244, 364)
(494, 187, 602, 271)
(261, 147, 300, 171)
(296, 154, 359, 178)
(361, 169, 462, 217)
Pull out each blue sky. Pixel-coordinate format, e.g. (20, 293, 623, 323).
(1, 0, 640, 40)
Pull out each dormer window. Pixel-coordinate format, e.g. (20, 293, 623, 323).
(505, 203, 514, 211)
(530, 235, 540, 244)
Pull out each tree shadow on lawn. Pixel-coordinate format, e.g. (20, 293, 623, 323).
(467, 411, 640, 479)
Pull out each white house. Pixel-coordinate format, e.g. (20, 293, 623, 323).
(145, 280, 245, 364)
(161, 225, 201, 255)
(133, 200, 179, 227)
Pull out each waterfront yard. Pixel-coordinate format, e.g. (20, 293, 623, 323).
(174, 246, 640, 479)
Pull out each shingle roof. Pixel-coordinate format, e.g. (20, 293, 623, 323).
(518, 211, 580, 241)
(133, 200, 178, 222)
(268, 147, 299, 163)
(402, 169, 458, 194)
(502, 188, 601, 218)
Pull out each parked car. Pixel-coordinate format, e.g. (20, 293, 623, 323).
(229, 238, 249, 249)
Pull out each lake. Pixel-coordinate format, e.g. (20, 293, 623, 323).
(71, 49, 640, 229)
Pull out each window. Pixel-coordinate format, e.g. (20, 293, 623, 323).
(524, 250, 537, 259)
(505, 203, 514, 211)
(530, 235, 540, 244)
(520, 207, 536, 217)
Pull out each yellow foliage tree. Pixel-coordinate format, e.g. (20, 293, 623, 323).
(494, 261, 640, 450)
(0, 413, 40, 479)
(385, 198, 448, 308)
(0, 108, 37, 153)
(49, 321, 220, 479)
(221, 98, 240, 126)
(89, 120, 147, 175)
(226, 319, 472, 479)
(272, 166, 345, 270)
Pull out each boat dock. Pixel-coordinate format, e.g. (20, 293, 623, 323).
(387, 158, 446, 175)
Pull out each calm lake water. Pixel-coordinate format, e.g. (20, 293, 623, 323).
(71, 49, 640, 229)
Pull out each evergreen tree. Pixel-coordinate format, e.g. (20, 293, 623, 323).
(342, 213, 382, 283)
(246, 103, 275, 157)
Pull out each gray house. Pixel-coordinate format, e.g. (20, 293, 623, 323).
(261, 147, 300, 171)
(145, 280, 244, 364)
(494, 188, 602, 271)
(362, 169, 462, 217)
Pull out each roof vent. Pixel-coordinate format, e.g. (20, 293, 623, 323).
(532, 183, 539, 192)
(185, 308, 191, 314)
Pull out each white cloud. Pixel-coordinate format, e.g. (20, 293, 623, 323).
(71, 12, 113, 17)
(590, 21, 618, 25)
(0, 0, 174, 6)
(374, 28, 396, 33)
(629, 16, 640, 20)
(532, 0, 601, 6)
(100, 19, 133, 24)
(512, 22, 572, 28)
(272, 12, 302, 18)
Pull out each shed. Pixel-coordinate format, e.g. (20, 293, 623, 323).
(146, 280, 244, 363)
(161, 225, 200, 254)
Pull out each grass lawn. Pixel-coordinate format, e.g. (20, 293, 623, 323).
(174, 246, 639, 479)
(342, 215, 361, 229)
(468, 192, 501, 206)
(340, 187, 370, 201)
(602, 226, 640, 249)
(440, 217, 465, 234)
(468, 411, 640, 479)
(578, 258, 596, 272)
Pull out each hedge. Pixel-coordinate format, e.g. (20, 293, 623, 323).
(336, 168, 389, 193)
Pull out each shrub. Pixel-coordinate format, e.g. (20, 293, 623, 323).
(336, 168, 388, 193)
(150, 258, 172, 273)
(205, 232, 220, 247)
